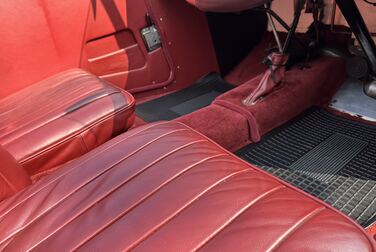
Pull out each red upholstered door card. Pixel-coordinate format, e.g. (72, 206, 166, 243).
(80, 0, 173, 92)
(0, 0, 218, 98)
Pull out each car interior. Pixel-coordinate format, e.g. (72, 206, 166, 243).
(0, 0, 376, 250)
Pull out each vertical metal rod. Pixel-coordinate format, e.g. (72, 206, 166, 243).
(282, 7, 302, 53)
(265, 4, 283, 52)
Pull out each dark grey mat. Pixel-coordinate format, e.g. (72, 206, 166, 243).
(136, 73, 233, 122)
(237, 108, 376, 227)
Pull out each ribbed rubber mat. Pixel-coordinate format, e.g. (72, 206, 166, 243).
(290, 133, 367, 182)
(237, 108, 376, 227)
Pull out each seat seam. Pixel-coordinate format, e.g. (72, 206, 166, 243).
(173, 120, 374, 242)
(79, 134, 89, 153)
(74, 154, 242, 250)
(127, 169, 257, 250)
(268, 207, 326, 252)
(0, 173, 17, 194)
(26, 140, 211, 250)
(18, 109, 134, 164)
(2, 89, 133, 154)
(0, 128, 189, 243)
(0, 85, 114, 140)
(73, 153, 229, 250)
(193, 185, 286, 252)
(65, 90, 121, 114)
(18, 106, 134, 164)
(0, 121, 173, 218)
(0, 72, 128, 127)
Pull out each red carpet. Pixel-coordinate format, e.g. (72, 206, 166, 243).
(178, 57, 346, 151)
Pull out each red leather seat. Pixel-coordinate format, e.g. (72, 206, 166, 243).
(0, 122, 373, 251)
(0, 69, 135, 175)
(186, 0, 272, 12)
(0, 145, 31, 201)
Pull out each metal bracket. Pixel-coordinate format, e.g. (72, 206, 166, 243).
(141, 25, 162, 52)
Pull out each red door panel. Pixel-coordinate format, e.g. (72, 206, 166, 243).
(80, 0, 173, 92)
(144, 0, 220, 92)
(0, 0, 218, 99)
(86, 30, 145, 76)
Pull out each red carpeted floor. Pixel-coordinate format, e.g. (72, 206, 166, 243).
(177, 56, 347, 152)
(133, 35, 270, 129)
(133, 32, 347, 152)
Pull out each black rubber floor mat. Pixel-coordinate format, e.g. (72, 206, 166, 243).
(237, 108, 376, 227)
(136, 73, 233, 122)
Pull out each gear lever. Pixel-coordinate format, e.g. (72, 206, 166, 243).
(243, 0, 305, 106)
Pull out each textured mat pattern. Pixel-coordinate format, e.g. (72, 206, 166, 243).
(237, 108, 376, 227)
(136, 73, 233, 122)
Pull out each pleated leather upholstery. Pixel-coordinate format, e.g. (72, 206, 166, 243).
(0, 122, 373, 251)
(0, 69, 135, 175)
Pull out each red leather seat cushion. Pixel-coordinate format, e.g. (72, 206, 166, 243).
(0, 69, 135, 175)
(186, 0, 272, 12)
(0, 122, 373, 251)
(0, 146, 30, 201)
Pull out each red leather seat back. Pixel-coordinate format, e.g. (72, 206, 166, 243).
(0, 69, 135, 176)
(186, 0, 272, 12)
(0, 146, 31, 201)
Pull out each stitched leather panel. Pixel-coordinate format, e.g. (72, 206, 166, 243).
(0, 69, 135, 174)
(0, 122, 373, 251)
